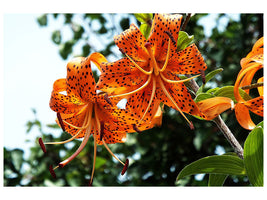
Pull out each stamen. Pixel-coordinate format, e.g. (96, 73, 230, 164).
(200, 69, 206, 84)
(160, 73, 200, 84)
(102, 140, 125, 166)
(58, 122, 92, 168)
(109, 75, 152, 98)
(49, 165, 57, 179)
(158, 78, 192, 128)
(145, 42, 159, 76)
(44, 129, 83, 145)
(38, 138, 46, 153)
(159, 38, 171, 73)
(138, 77, 156, 124)
(189, 121, 194, 130)
(164, 31, 176, 46)
(133, 124, 142, 133)
(57, 112, 65, 132)
(104, 93, 113, 106)
(89, 124, 97, 187)
(89, 179, 93, 186)
(121, 158, 129, 175)
(123, 50, 152, 75)
(100, 121, 105, 141)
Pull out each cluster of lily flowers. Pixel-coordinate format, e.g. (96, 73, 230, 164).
(38, 13, 264, 185)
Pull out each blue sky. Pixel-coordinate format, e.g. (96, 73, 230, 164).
(3, 13, 243, 157)
(3, 14, 68, 153)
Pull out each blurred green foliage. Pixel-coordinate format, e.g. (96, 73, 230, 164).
(4, 13, 263, 186)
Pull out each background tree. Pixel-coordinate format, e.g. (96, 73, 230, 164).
(4, 13, 263, 186)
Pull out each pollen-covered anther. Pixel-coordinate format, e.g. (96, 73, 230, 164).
(104, 93, 113, 106)
(200, 69, 206, 84)
(189, 121, 194, 130)
(121, 158, 129, 175)
(49, 165, 57, 179)
(100, 121, 105, 141)
(57, 112, 65, 132)
(38, 137, 46, 153)
(133, 124, 142, 133)
(89, 178, 93, 186)
(144, 42, 152, 49)
(164, 31, 176, 45)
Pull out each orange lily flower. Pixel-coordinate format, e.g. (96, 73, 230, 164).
(96, 13, 207, 128)
(234, 37, 264, 130)
(41, 53, 159, 185)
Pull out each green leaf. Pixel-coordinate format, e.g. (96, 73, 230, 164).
(177, 31, 194, 51)
(134, 13, 153, 24)
(134, 13, 153, 39)
(11, 149, 24, 172)
(213, 86, 252, 103)
(51, 30, 61, 45)
(208, 174, 228, 186)
(243, 124, 263, 186)
(205, 68, 223, 83)
(194, 93, 215, 103)
(95, 156, 107, 169)
(37, 14, 47, 26)
(176, 155, 246, 182)
(140, 23, 151, 39)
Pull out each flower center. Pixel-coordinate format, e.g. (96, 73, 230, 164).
(144, 42, 160, 76)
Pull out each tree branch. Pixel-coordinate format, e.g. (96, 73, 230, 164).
(186, 75, 244, 159)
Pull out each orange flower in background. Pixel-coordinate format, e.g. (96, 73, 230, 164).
(234, 37, 264, 130)
(41, 53, 160, 185)
(96, 13, 208, 128)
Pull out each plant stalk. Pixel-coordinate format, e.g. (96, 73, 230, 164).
(186, 75, 244, 159)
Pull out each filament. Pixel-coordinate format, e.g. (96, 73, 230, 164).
(102, 140, 125, 166)
(160, 73, 200, 84)
(159, 38, 171, 72)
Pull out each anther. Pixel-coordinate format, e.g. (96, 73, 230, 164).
(144, 42, 152, 49)
(100, 122, 105, 141)
(121, 158, 129, 175)
(38, 138, 46, 153)
(89, 178, 93, 186)
(49, 165, 57, 179)
(119, 48, 126, 55)
(164, 31, 176, 46)
(133, 124, 142, 133)
(104, 93, 113, 106)
(57, 112, 65, 132)
(189, 121, 194, 130)
(200, 70, 206, 84)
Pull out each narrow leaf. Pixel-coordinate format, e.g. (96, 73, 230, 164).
(205, 68, 223, 83)
(140, 23, 151, 39)
(194, 93, 215, 103)
(244, 125, 263, 186)
(208, 174, 228, 186)
(176, 155, 246, 182)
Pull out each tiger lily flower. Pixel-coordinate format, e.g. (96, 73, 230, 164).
(234, 37, 264, 130)
(41, 53, 159, 185)
(96, 13, 207, 128)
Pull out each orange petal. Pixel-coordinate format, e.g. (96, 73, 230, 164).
(114, 24, 148, 61)
(244, 96, 263, 117)
(148, 13, 183, 60)
(66, 56, 96, 102)
(196, 97, 234, 120)
(88, 52, 108, 73)
(156, 77, 203, 117)
(166, 44, 207, 75)
(235, 103, 256, 130)
(49, 79, 85, 114)
(257, 77, 264, 96)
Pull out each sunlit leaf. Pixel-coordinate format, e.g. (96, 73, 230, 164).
(243, 123, 263, 186)
(208, 174, 228, 186)
(176, 155, 246, 182)
(177, 31, 194, 51)
(214, 86, 252, 103)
